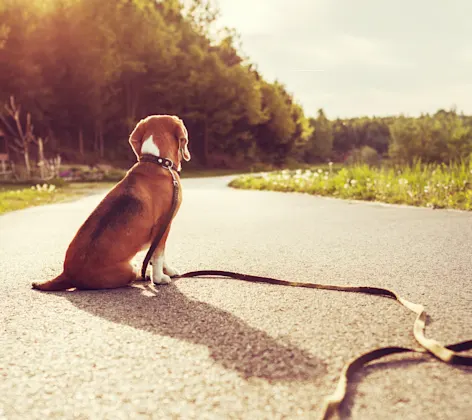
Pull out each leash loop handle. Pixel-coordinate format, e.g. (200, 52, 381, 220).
(176, 270, 472, 419)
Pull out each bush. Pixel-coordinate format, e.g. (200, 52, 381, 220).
(250, 162, 275, 172)
(58, 166, 126, 182)
(346, 146, 380, 166)
(48, 177, 67, 187)
(103, 168, 127, 182)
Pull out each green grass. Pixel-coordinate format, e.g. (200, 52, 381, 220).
(0, 182, 114, 215)
(229, 161, 472, 211)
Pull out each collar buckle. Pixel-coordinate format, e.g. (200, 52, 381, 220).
(139, 154, 177, 172)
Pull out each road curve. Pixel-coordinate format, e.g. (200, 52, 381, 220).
(1, 175, 471, 420)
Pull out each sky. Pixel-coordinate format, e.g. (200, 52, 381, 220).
(214, 0, 472, 119)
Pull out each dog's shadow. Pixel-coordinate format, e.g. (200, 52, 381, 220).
(58, 280, 326, 382)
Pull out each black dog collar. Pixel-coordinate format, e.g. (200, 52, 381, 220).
(139, 154, 180, 175)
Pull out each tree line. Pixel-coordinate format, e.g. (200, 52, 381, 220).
(0, 0, 470, 170)
(0, 0, 311, 168)
(308, 108, 472, 165)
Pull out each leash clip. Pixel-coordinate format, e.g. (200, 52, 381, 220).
(165, 164, 179, 187)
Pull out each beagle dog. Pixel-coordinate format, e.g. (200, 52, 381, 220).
(32, 115, 190, 291)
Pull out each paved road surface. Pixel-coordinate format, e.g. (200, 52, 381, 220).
(1, 176, 471, 420)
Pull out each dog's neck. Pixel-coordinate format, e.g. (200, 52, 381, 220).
(141, 135, 181, 171)
(138, 154, 179, 173)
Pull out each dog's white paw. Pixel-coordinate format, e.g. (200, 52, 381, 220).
(164, 265, 180, 278)
(152, 273, 172, 285)
(145, 264, 152, 279)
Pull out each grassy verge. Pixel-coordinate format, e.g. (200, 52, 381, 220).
(0, 182, 114, 215)
(0, 165, 248, 215)
(229, 161, 472, 211)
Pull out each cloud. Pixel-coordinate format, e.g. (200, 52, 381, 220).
(458, 47, 472, 63)
(216, 0, 472, 117)
(305, 35, 412, 69)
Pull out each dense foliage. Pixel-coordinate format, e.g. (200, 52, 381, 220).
(0, 0, 311, 167)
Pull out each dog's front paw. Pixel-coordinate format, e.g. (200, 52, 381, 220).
(164, 265, 180, 278)
(145, 264, 152, 280)
(152, 273, 172, 285)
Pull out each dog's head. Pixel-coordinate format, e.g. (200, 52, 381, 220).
(129, 115, 191, 170)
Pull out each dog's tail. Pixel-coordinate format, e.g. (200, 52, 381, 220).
(32, 272, 74, 291)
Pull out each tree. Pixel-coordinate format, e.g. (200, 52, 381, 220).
(387, 109, 472, 164)
(305, 109, 333, 162)
(0, 96, 45, 177)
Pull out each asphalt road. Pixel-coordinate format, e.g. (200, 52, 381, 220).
(1, 176, 471, 420)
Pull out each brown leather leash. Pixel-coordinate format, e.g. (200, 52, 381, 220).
(176, 270, 472, 419)
(139, 154, 180, 281)
(140, 161, 472, 419)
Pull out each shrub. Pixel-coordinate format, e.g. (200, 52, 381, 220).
(48, 177, 67, 187)
(346, 146, 380, 166)
(103, 168, 127, 182)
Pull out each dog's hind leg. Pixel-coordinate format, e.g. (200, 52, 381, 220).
(74, 262, 138, 290)
(32, 272, 74, 291)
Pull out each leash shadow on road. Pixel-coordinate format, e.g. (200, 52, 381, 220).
(58, 281, 327, 383)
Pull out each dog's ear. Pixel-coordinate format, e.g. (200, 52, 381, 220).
(174, 117, 191, 161)
(129, 118, 147, 158)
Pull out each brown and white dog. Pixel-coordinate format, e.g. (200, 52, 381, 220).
(32, 115, 190, 291)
